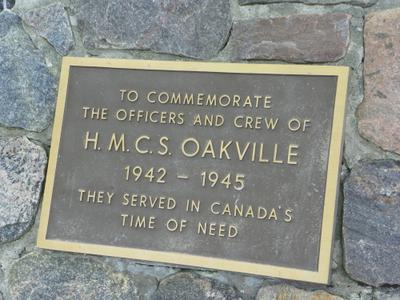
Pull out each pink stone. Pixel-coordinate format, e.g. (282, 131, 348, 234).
(230, 13, 351, 63)
(358, 9, 400, 154)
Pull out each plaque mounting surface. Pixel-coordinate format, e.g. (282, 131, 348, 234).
(38, 57, 348, 284)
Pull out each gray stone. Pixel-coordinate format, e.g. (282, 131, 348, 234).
(0, 0, 14, 10)
(219, 274, 263, 299)
(343, 160, 400, 286)
(0, 137, 46, 244)
(238, 0, 377, 7)
(0, 10, 56, 132)
(327, 241, 373, 300)
(358, 8, 400, 155)
(374, 288, 400, 300)
(230, 13, 351, 63)
(366, 0, 400, 12)
(154, 272, 243, 300)
(73, 0, 231, 59)
(8, 251, 158, 299)
(329, 267, 374, 300)
(197, 271, 264, 299)
(21, 3, 74, 55)
(104, 257, 179, 280)
(13, 0, 70, 12)
(256, 284, 343, 300)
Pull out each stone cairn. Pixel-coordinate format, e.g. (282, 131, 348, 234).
(0, 0, 399, 299)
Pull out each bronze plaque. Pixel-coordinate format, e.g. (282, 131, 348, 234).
(38, 57, 349, 284)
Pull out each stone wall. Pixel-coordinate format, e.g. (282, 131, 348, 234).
(0, 0, 399, 299)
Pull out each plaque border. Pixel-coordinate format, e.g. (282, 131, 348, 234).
(37, 57, 349, 284)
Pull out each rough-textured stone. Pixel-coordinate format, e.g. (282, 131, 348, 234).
(8, 251, 158, 299)
(367, 1, 400, 12)
(0, 137, 46, 244)
(154, 272, 243, 300)
(238, 0, 377, 7)
(0, 10, 56, 132)
(0, 0, 14, 10)
(343, 160, 400, 286)
(13, 0, 70, 12)
(374, 288, 400, 300)
(197, 271, 264, 299)
(256, 285, 343, 300)
(73, 0, 231, 59)
(230, 13, 351, 63)
(358, 9, 400, 155)
(328, 240, 374, 299)
(104, 257, 179, 281)
(21, 3, 74, 55)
